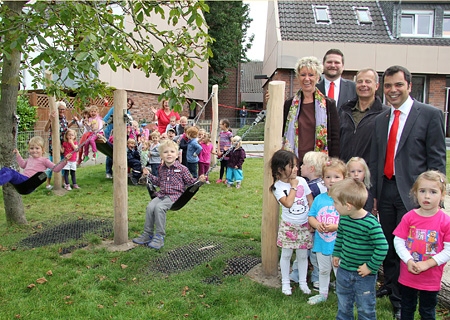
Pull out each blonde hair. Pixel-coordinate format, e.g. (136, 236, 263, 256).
(150, 131, 161, 139)
(179, 116, 188, 124)
(29, 136, 45, 151)
(142, 140, 151, 151)
(303, 151, 328, 177)
(322, 157, 347, 178)
(202, 132, 211, 143)
(89, 105, 99, 113)
(232, 135, 242, 148)
(63, 129, 77, 142)
(127, 138, 136, 145)
(329, 178, 368, 210)
(346, 157, 371, 188)
(294, 56, 323, 79)
(410, 170, 447, 205)
(159, 139, 179, 153)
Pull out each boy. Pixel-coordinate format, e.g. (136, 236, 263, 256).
(165, 116, 178, 133)
(132, 140, 206, 249)
(127, 138, 142, 185)
(329, 178, 388, 320)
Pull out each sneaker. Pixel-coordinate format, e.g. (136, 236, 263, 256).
(227, 183, 232, 188)
(46, 185, 53, 190)
(300, 285, 311, 295)
(216, 179, 222, 184)
(307, 294, 327, 305)
(205, 181, 211, 184)
(282, 285, 292, 296)
(73, 184, 80, 189)
(64, 184, 72, 191)
(312, 281, 319, 291)
(130, 176, 138, 186)
(132, 234, 153, 245)
(224, 180, 228, 184)
(236, 183, 241, 189)
(148, 234, 164, 249)
(105, 173, 113, 179)
(83, 155, 89, 163)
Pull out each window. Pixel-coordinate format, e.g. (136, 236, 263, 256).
(354, 7, 372, 24)
(313, 5, 331, 24)
(444, 12, 450, 37)
(411, 76, 426, 103)
(401, 10, 434, 37)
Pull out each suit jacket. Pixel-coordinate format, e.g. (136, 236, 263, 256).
(317, 78, 357, 110)
(369, 100, 446, 211)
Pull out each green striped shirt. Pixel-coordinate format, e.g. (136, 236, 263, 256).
(333, 213, 388, 274)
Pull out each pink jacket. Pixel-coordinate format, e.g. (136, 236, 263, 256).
(17, 155, 66, 177)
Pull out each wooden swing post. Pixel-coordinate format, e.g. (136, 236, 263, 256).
(113, 90, 128, 245)
(261, 81, 285, 276)
(210, 84, 218, 167)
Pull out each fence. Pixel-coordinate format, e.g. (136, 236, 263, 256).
(16, 130, 46, 157)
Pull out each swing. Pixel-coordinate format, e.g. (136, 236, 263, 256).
(145, 110, 266, 211)
(11, 172, 48, 195)
(95, 140, 114, 158)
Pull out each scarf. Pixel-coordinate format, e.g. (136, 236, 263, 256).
(283, 88, 328, 155)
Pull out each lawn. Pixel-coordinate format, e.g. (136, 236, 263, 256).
(0, 157, 438, 319)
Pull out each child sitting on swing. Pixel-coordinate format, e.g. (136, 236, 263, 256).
(132, 139, 206, 250)
(0, 136, 67, 186)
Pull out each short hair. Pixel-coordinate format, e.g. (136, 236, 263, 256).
(186, 126, 199, 138)
(410, 170, 447, 205)
(322, 157, 347, 178)
(383, 65, 412, 85)
(303, 151, 328, 177)
(89, 105, 99, 112)
(180, 116, 188, 123)
(127, 138, 136, 145)
(356, 68, 379, 84)
(346, 157, 371, 188)
(220, 119, 230, 128)
(169, 116, 177, 121)
(159, 139, 179, 153)
(294, 56, 323, 79)
(329, 178, 368, 210)
(56, 101, 67, 109)
(232, 135, 242, 148)
(323, 49, 345, 64)
(29, 136, 45, 151)
(150, 130, 161, 138)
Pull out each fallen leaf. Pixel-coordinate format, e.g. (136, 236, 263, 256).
(15, 314, 21, 318)
(86, 265, 91, 269)
(98, 304, 104, 308)
(64, 296, 71, 300)
(183, 314, 189, 318)
(120, 264, 128, 269)
(46, 270, 53, 276)
(27, 283, 35, 289)
(36, 277, 47, 284)
(110, 258, 118, 263)
(98, 275, 107, 281)
(126, 301, 134, 305)
(181, 286, 189, 296)
(198, 294, 205, 298)
(132, 278, 137, 282)
(243, 214, 250, 218)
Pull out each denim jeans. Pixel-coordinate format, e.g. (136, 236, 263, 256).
(105, 156, 113, 175)
(336, 267, 377, 320)
(401, 284, 438, 320)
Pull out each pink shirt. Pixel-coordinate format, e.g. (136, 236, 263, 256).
(16, 154, 66, 177)
(393, 209, 450, 291)
(63, 141, 78, 162)
(199, 142, 213, 164)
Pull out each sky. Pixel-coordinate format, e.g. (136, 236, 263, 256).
(244, 0, 268, 61)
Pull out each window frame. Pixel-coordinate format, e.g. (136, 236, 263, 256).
(400, 10, 434, 37)
(354, 7, 373, 25)
(312, 5, 331, 25)
(444, 11, 450, 38)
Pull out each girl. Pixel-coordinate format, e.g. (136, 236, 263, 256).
(148, 131, 161, 177)
(61, 129, 79, 190)
(199, 132, 213, 184)
(216, 119, 232, 184)
(198, 128, 206, 142)
(185, 126, 202, 178)
(140, 140, 151, 170)
(83, 105, 103, 162)
(0, 136, 67, 186)
(270, 149, 313, 296)
(226, 136, 246, 189)
(346, 157, 374, 213)
(393, 171, 450, 320)
(77, 108, 91, 167)
(307, 157, 346, 305)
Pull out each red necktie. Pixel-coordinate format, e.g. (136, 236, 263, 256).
(328, 81, 335, 99)
(384, 110, 401, 179)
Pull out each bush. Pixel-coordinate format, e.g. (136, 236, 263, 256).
(236, 122, 265, 141)
(17, 94, 38, 131)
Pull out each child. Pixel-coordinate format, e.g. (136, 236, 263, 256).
(127, 138, 142, 185)
(346, 157, 374, 213)
(393, 171, 450, 320)
(149, 131, 161, 177)
(61, 129, 79, 190)
(226, 136, 246, 188)
(175, 116, 188, 137)
(216, 119, 233, 184)
(198, 128, 206, 141)
(132, 140, 206, 249)
(199, 132, 213, 184)
(185, 126, 202, 178)
(165, 116, 177, 133)
(140, 140, 151, 170)
(167, 128, 176, 141)
(77, 107, 91, 167)
(269, 149, 313, 295)
(330, 178, 388, 320)
(0, 136, 67, 186)
(307, 158, 346, 305)
(291, 151, 328, 287)
(83, 105, 103, 162)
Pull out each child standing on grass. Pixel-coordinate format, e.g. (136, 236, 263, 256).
(149, 131, 161, 177)
(216, 119, 232, 184)
(132, 140, 206, 249)
(0, 136, 67, 186)
(270, 149, 314, 296)
(307, 158, 346, 305)
(127, 138, 142, 185)
(61, 129, 80, 190)
(199, 132, 213, 184)
(346, 157, 374, 213)
(186, 126, 202, 178)
(330, 178, 388, 320)
(226, 136, 246, 189)
(393, 171, 450, 320)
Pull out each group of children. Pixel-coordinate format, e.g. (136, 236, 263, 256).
(270, 149, 450, 319)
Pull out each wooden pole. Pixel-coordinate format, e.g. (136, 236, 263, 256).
(210, 85, 218, 166)
(261, 81, 285, 276)
(113, 90, 128, 245)
(45, 71, 62, 191)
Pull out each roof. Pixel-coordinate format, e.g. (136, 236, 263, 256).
(278, 0, 450, 46)
(240, 61, 264, 94)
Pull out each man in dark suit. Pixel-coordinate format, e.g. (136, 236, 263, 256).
(369, 65, 446, 319)
(316, 49, 357, 110)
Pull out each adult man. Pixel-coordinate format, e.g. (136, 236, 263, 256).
(316, 49, 357, 110)
(339, 68, 389, 164)
(369, 65, 446, 319)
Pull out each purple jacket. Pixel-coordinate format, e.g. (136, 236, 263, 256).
(226, 147, 246, 169)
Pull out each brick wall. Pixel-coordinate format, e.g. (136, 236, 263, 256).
(428, 75, 446, 112)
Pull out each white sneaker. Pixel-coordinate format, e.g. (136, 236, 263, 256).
(64, 184, 72, 191)
(46, 185, 53, 190)
(105, 173, 113, 179)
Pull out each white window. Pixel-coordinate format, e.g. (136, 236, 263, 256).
(401, 10, 434, 37)
(312, 5, 331, 24)
(444, 12, 450, 37)
(354, 7, 372, 24)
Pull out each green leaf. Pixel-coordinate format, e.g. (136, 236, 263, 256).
(75, 52, 89, 61)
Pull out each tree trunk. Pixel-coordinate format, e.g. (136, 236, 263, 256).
(1, 1, 28, 225)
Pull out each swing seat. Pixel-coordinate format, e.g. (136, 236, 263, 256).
(170, 181, 204, 211)
(95, 141, 113, 158)
(11, 172, 47, 195)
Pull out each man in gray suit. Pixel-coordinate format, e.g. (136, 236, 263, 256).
(316, 49, 357, 110)
(369, 65, 446, 319)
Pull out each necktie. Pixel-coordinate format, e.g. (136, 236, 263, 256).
(328, 81, 335, 99)
(384, 110, 401, 179)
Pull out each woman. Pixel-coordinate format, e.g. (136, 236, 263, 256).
(151, 100, 180, 134)
(283, 56, 340, 164)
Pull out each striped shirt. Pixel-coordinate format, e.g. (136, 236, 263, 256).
(149, 161, 197, 202)
(333, 213, 388, 274)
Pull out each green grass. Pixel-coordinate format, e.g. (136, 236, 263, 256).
(0, 158, 441, 319)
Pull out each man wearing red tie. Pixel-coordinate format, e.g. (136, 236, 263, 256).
(369, 65, 446, 319)
(316, 49, 356, 111)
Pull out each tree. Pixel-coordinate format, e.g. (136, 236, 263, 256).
(204, 1, 253, 91)
(0, 0, 212, 225)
